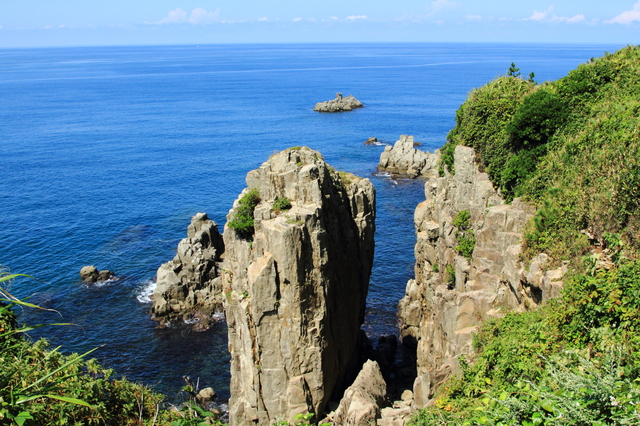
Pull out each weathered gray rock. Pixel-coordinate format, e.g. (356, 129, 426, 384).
(151, 213, 225, 329)
(196, 387, 217, 403)
(397, 145, 563, 405)
(80, 266, 99, 283)
(378, 135, 440, 178)
(80, 265, 115, 283)
(222, 147, 376, 425)
(314, 93, 364, 112)
(330, 360, 387, 426)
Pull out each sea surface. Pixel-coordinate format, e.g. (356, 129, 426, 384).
(0, 42, 624, 401)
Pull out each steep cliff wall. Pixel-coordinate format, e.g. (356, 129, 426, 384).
(222, 148, 375, 425)
(398, 145, 565, 407)
(151, 212, 225, 329)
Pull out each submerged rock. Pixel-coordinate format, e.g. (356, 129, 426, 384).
(222, 147, 375, 425)
(378, 135, 439, 178)
(314, 92, 363, 112)
(151, 212, 225, 329)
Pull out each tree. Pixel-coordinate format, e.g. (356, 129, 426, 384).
(507, 62, 521, 77)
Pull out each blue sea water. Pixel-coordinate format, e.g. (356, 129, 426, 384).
(0, 42, 624, 401)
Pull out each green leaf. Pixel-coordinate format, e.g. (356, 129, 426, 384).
(541, 403, 554, 412)
(43, 395, 94, 408)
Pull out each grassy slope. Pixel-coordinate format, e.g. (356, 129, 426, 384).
(410, 46, 640, 425)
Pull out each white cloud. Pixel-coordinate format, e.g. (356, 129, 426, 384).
(465, 14, 481, 21)
(526, 8, 550, 21)
(525, 6, 586, 24)
(257, 17, 268, 21)
(430, 0, 456, 12)
(330, 16, 338, 20)
(292, 17, 303, 22)
(189, 7, 220, 24)
(157, 8, 188, 24)
(605, 1, 640, 24)
(346, 15, 368, 20)
(59, 24, 66, 28)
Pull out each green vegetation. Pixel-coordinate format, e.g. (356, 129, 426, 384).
(0, 272, 223, 426)
(453, 210, 475, 260)
(441, 45, 640, 260)
(272, 197, 292, 213)
(228, 188, 261, 239)
(445, 264, 455, 290)
(413, 45, 640, 426)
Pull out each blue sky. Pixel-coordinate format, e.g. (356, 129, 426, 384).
(1, 1, 639, 46)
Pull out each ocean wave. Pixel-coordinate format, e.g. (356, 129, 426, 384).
(136, 280, 156, 304)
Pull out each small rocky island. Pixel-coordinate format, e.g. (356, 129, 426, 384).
(314, 93, 363, 112)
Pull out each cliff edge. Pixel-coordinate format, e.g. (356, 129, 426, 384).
(397, 145, 565, 407)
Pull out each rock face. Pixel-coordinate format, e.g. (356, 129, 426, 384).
(314, 93, 364, 112)
(151, 213, 225, 328)
(397, 145, 564, 406)
(222, 147, 376, 425)
(329, 360, 387, 426)
(378, 135, 439, 178)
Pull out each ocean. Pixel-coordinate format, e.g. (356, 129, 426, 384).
(0, 42, 623, 401)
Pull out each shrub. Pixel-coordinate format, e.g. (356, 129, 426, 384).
(228, 188, 261, 239)
(453, 210, 475, 260)
(272, 197, 292, 213)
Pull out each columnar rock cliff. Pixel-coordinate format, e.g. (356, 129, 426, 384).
(151, 213, 225, 328)
(222, 148, 376, 425)
(378, 135, 439, 178)
(398, 145, 565, 407)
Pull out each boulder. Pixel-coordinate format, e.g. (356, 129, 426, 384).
(378, 135, 439, 178)
(80, 266, 99, 283)
(222, 147, 375, 425)
(330, 360, 387, 426)
(314, 93, 364, 112)
(196, 387, 217, 403)
(151, 212, 225, 329)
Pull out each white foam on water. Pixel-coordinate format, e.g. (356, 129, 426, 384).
(373, 171, 391, 177)
(136, 280, 156, 304)
(184, 317, 200, 325)
(211, 311, 225, 322)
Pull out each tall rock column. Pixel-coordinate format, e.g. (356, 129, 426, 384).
(222, 148, 376, 425)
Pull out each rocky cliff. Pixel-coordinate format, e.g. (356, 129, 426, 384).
(314, 93, 364, 112)
(378, 135, 439, 178)
(151, 213, 225, 329)
(397, 145, 565, 407)
(222, 147, 376, 425)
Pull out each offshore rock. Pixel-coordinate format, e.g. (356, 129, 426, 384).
(314, 92, 364, 112)
(378, 135, 440, 178)
(222, 147, 375, 425)
(80, 266, 115, 283)
(397, 145, 564, 405)
(151, 213, 225, 329)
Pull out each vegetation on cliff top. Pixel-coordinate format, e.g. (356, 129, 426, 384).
(414, 45, 640, 426)
(441, 45, 640, 263)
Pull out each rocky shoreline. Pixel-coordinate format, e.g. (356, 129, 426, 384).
(147, 140, 564, 425)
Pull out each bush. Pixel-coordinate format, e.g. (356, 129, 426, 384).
(272, 197, 292, 213)
(453, 210, 475, 260)
(228, 188, 261, 239)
